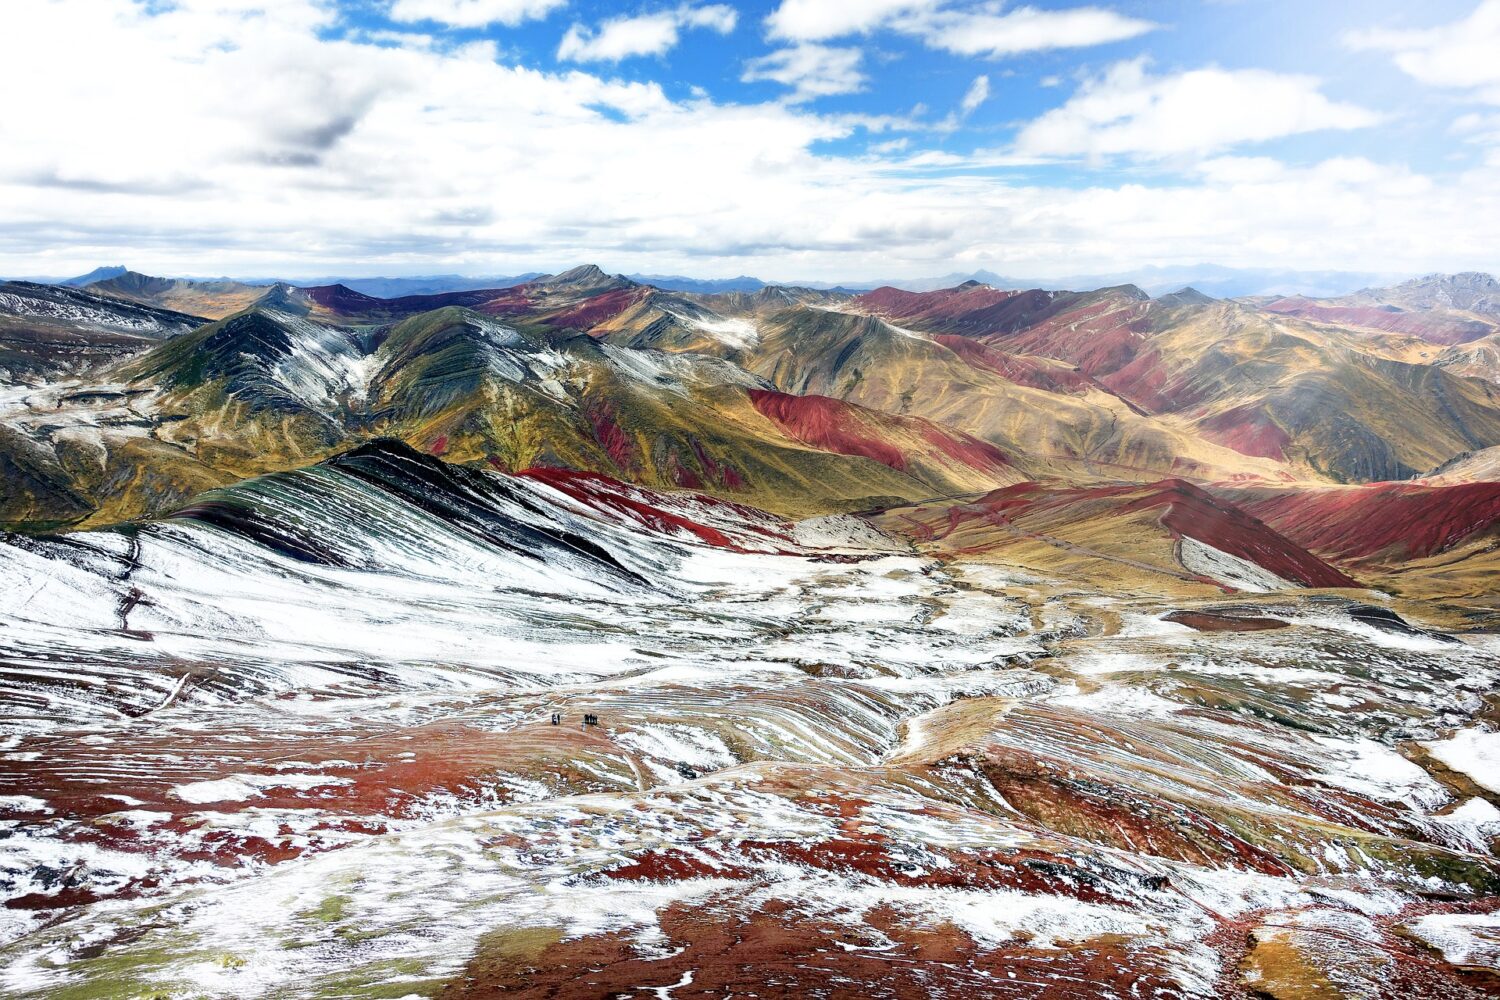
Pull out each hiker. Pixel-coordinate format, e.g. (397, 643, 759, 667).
(550, 712, 560, 725)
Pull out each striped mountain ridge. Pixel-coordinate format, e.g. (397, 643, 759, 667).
(0, 295, 1021, 530)
(3, 265, 1500, 599)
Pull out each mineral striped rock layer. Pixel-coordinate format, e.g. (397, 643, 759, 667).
(2, 268, 1500, 998)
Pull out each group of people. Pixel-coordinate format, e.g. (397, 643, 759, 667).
(549, 711, 599, 726)
(547, 710, 701, 781)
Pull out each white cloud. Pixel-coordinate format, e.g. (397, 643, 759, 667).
(1452, 111, 1500, 158)
(1347, 1, 1500, 103)
(893, 4, 1156, 58)
(1014, 58, 1380, 159)
(0, 0, 1497, 282)
(766, 0, 933, 41)
(389, 0, 566, 29)
(558, 4, 736, 63)
(742, 44, 866, 100)
(960, 74, 991, 115)
(765, 0, 1155, 57)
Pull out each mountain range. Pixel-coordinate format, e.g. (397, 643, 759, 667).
(7, 263, 1500, 593)
(9, 261, 1415, 300)
(4, 258, 1500, 997)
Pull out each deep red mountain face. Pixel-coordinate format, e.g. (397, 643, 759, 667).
(855, 282, 1032, 326)
(748, 388, 1013, 477)
(1124, 479, 1360, 588)
(515, 465, 793, 552)
(1198, 402, 1295, 459)
(1218, 480, 1500, 564)
(856, 284, 1154, 352)
(860, 284, 1157, 392)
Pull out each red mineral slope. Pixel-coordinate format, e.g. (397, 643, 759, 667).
(888, 479, 1357, 590)
(1001, 289, 1155, 379)
(546, 286, 646, 332)
(1125, 480, 1358, 588)
(584, 399, 638, 472)
(1261, 299, 1492, 346)
(930, 335, 1101, 395)
(855, 282, 1026, 324)
(515, 466, 793, 551)
(748, 388, 1013, 477)
(472, 286, 536, 316)
(1218, 480, 1500, 564)
(1198, 403, 1294, 460)
(303, 283, 390, 315)
(857, 283, 1114, 343)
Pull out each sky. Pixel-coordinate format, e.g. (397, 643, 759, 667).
(2, 0, 1500, 282)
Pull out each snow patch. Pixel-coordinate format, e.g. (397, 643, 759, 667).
(1179, 536, 1296, 593)
(1423, 727, 1500, 794)
(1405, 912, 1500, 972)
(792, 514, 903, 552)
(667, 310, 759, 351)
(172, 773, 352, 804)
(1309, 736, 1448, 810)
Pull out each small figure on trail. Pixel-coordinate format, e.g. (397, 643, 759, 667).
(550, 712, 560, 725)
(583, 713, 599, 726)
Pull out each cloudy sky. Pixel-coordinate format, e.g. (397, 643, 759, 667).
(3, 0, 1499, 281)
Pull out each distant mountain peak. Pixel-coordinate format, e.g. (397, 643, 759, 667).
(543, 264, 628, 291)
(1100, 283, 1151, 302)
(91, 269, 177, 294)
(1155, 286, 1216, 307)
(1412, 270, 1498, 284)
(1362, 270, 1500, 316)
(60, 264, 128, 287)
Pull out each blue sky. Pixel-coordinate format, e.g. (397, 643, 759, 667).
(351, 0, 1480, 174)
(2, 0, 1499, 281)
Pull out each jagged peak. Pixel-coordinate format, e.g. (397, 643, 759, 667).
(90, 269, 180, 293)
(541, 264, 631, 291)
(1406, 271, 1498, 286)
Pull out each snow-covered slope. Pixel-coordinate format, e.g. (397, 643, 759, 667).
(2, 444, 1499, 997)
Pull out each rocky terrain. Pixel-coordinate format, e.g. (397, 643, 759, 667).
(2, 268, 1500, 997)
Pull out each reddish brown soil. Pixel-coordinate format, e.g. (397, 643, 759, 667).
(584, 399, 639, 473)
(975, 750, 1297, 875)
(440, 898, 1209, 999)
(1199, 404, 1293, 460)
(1164, 611, 1290, 632)
(0, 713, 629, 911)
(548, 287, 644, 331)
(1218, 481, 1500, 564)
(748, 388, 1011, 476)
